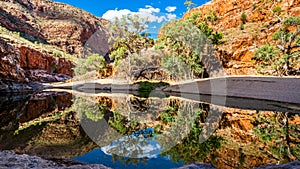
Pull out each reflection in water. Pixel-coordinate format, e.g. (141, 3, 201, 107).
(0, 91, 299, 168)
(76, 94, 212, 159)
(101, 134, 161, 159)
(252, 112, 300, 163)
(73, 148, 184, 169)
(0, 92, 97, 159)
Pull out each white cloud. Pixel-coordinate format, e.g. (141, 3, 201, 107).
(165, 6, 177, 13)
(102, 5, 176, 24)
(166, 13, 177, 20)
(102, 9, 132, 21)
(139, 5, 160, 13)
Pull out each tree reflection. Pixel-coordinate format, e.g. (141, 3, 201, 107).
(75, 94, 225, 164)
(253, 112, 300, 163)
(160, 104, 225, 164)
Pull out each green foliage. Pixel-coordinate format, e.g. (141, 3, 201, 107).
(109, 46, 127, 66)
(0, 26, 7, 31)
(196, 22, 213, 37)
(13, 31, 20, 37)
(109, 110, 129, 134)
(254, 16, 300, 75)
(240, 24, 245, 30)
(108, 110, 139, 135)
(187, 12, 202, 24)
(195, 21, 225, 45)
(159, 106, 178, 124)
(272, 6, 282, 15)
(161, 108, 225, 164)
(252, 112, 300, 162)
(159, 18, 224, 78)
(137, 81, 170, 98)
(209, 31, 225, 45)
(74, 97, 105, 122)
(162, 57, 185, 80)
(53, 51, 62, 57)
(241, 12, 247, 24)
(254, 45, 280, 71)
(184, 0, 197, 11)
(74, 53, 106, 76)
(108, 14, 154, 65)
(205, 10, 217, 23)
(282, 16, 300, 26)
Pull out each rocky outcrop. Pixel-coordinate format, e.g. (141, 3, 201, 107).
(0, 150, 111, 169)
(175, 162, 216, 169)
(18, 45, 75, 82)
(0, 0, 110, 56)
(254, 161, 300, 169)
(183, 0, 300, 75)
(0, 0, 111, 90)
(0, 92, 98, 159)
(0, 36, 74, 89)
(0, 38, 42, 92)
(19, 46, 73, 76)
(0, 39, 26, 82)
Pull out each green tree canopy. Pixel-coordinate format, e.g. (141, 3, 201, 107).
(108, 14, 154, 66)
(74, 53, 106, 76)
(254, 16, 300, 76)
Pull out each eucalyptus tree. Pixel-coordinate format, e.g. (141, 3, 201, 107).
(108, 14, 154, 66)
(254, 16, 300, 76)
(184, 0, 197, 11)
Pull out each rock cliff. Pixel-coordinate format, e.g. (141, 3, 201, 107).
(0, 0, 110, 89)
(0, 0, 110, 55)
(183, 0, 300, 75)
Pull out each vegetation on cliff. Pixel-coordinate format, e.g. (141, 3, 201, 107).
(254, 16, 300, 76)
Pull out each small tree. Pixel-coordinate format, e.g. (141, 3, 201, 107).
(205, 10, 217, 23)
(74, 53, 106, 76)
(184, 0, 197, 11)
(254, 16, 300, 76)
(241, 12, 247, 24)
(108, 14, 154, 66)
(186, 12, 225, 45)
(254, 45, 280, 72)
(272, 6, 282, 15)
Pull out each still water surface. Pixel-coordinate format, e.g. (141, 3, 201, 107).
(0, 91, 299, 169)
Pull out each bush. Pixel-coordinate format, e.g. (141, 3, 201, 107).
(239, 24, 245, 30)
(253, 45, 280, 73)
(241, 12, 247, 24)
(53, 51, 62, 57)
(272, 6, 282, 14)
(204, 10, 217, 23)
(137, 81, 170, 98)
(74, 53, 106, 76)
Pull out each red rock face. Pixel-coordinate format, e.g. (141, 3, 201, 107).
(19, 46, 74, 76)
(0, 0, 111, 83)
(181, 0, 300, 75)
(0, 0, 110, 56)
(19, 92, 73, 123)
(0, 39, 26, 82)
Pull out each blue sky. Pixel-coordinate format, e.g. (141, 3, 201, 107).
(54, 0, 209, 38)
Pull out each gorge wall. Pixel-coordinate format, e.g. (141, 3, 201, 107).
(183, 0, 300, 75)
(0, 0, 110, 89)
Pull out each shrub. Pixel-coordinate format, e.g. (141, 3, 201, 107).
(137, 81, 169, 98)
(272, 6, 282, 14)
(241, 12, 247, 24)
(74, 53, 106, 76)
(53, 51, 62, 57)
(204, 10, 217, 23)
(240, 24, 245, 30)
